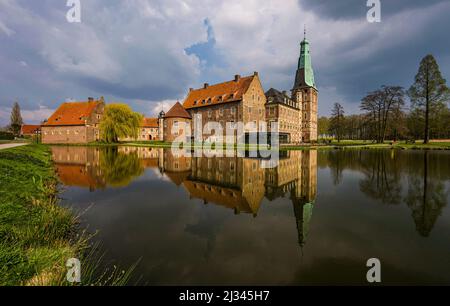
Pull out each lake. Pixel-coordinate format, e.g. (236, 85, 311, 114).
(51, 146, 450, 285)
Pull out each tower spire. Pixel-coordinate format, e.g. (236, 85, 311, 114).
(304, 24, 306, 40)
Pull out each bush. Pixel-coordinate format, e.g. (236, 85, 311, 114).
(0, 131, 14, 140)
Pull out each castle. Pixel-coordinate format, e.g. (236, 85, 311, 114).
(42, 36, 317, 144)
(156, 34, 318, 144)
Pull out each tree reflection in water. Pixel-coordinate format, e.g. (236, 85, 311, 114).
(324, 149, 448, 236)
(99, 147, 144, 187)
(405, 151, 448, 237)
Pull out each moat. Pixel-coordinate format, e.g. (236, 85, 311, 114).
(52, 146, 450, 285)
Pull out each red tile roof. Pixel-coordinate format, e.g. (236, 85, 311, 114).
(183, 74, 256, 109)
(165, 102, 192, 119)
(44, 101, 102, 126)
(142, 118, 158, 128)
(21, 125, 41, 135)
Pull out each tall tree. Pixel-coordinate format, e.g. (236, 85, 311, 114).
(9, 101, 23, 136)
(318, 116, 330, 138)
(99, 103, 143, 143)
(360, 86, 405, 143)
(330, 103, 345, 142)
(408, 54, 449, 144)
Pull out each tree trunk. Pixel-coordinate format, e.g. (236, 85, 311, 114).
(424, 66, 430, 144)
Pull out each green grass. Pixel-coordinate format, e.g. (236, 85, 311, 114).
(0, 144, 78, 285)
(0, 145, 134, 285)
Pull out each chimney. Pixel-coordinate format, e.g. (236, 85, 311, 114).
(254, 71, 259, 77)
(88, 97, 94, 102)
(189, 88, 194, 92)
(204, 83, 209, 89)
(234, 74, 241, 82)
(282, 90, 287, 96)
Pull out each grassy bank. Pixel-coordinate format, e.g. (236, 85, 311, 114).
(0, 145, 133, 286)
(0, 144, 79, 285)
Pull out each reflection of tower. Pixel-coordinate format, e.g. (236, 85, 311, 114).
(292, 197, 314, 248)
(159, 149, 192, 186)
(291, 150, 317, 248)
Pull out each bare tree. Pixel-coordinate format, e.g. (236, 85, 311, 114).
(330, 103, 345, 142)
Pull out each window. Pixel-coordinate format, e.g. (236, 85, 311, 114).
(193, 100, 197, 105)
(248, 106, 252, 114)
(208, 110, 212, 118)
(219, 108, 224, 116)
(230, 107, 236, 115)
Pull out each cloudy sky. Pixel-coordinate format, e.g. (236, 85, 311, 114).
(1, 0, 449, 125)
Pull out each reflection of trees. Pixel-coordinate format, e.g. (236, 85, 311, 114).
(405, 151, 447, 237)
(323, 149, 449, 237)
(359, 151, 402, 205)
(99, 147, 144, 187)
(327, 151, 344, 185)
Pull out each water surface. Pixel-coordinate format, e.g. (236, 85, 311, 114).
(52, 146, 450, 285)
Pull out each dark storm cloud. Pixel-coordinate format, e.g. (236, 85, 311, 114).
(1, 0, 450, 124)
(298, 0, 449, 20)
(297, 0, 450, 114)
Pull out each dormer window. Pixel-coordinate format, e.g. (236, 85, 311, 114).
(193, 100, 197, 105)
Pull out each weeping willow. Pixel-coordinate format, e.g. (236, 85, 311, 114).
(100, 103, 143, 143)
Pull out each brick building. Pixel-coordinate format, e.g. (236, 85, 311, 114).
(121, 117, 159, 141)
(292, 34, 318, 142)
(265, 88, 301, 143)
(20, 125, 41, 137)
(265, 32, 318, 143)
(41, 98, 105, 144)
(181, 72, 266, 142)
(161, 102, 192, 143)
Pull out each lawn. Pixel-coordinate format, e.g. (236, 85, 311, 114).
(0, 144, 134, 286)
(0, 144, 78, 285)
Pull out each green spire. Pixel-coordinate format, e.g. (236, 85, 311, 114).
(294, 29, 316, 89)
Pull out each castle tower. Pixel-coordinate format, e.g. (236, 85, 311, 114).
(292, 30, 318, 143)
(158, 110, 165, 141)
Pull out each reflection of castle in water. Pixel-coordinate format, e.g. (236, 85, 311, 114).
(51, 146, 318, 246)
(51, 146, 106, 191)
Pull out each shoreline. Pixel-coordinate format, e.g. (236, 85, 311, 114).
(44, 140, 450, 151)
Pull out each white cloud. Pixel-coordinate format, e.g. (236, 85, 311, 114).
(0, 105, 54, 125)
(0, 19, 14, 36)
(0, 0, 449, 126)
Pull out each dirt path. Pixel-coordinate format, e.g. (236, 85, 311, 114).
(0, 143, 29, 150)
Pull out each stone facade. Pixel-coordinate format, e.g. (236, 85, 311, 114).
(42, 99, 104, 144)
(293, 87, 318, 143)
(163, 117, 192, 143)
(121, 118, 159, 142)
(291, 36, 318, 142)
(183, 72, 266, 142)
(265, 88, 302, 144)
